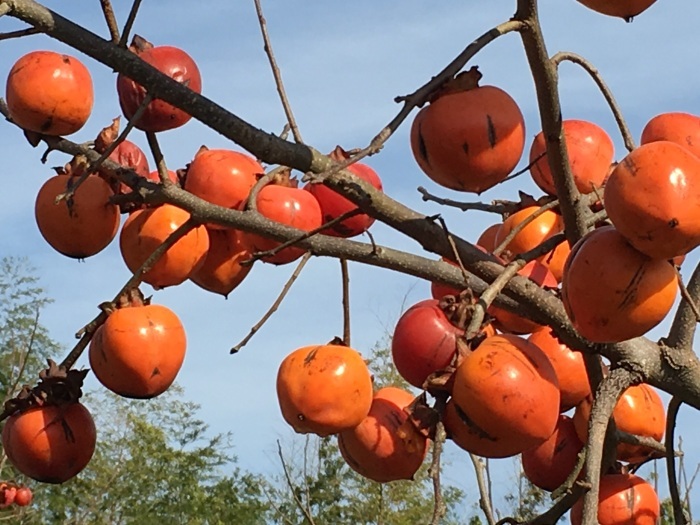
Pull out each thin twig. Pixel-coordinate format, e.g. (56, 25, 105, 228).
(145, 131, 174, 185)
(0, 26, 40, 40)
(276, 439, 317, 525)
(499, 150, 547, 184)
(417, 187, 542, 215)
(551, 51, 635, 152)
(429, 421, 447, 525)
(676, 267, 700, 321)
(666, 397, 689, 524)
(2, 309, 40, 406)
(253, 0, 302, 143)
(118, 0, 142, 47)
(465, 259, 526, 339)
(99, 0, 120, 43)
(340, 259, 351, 346)
(230, 252, 312, 354)
(470, 453, 496, 525)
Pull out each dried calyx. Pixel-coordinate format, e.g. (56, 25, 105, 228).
(3, 359, 88, 416)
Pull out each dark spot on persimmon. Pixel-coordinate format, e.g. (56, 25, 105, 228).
(486, 115, 497, 148)
(668, 218, 679, 228)
(417, 126, 429, 164)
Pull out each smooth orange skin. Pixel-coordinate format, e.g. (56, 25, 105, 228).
(252, 185, 322, 265)
(184, 149, 262, 229)
(641, 112, 700, 160)
(488, 261, 558, 335)
(410, 85, 525, 194)
(89, 303, 186, 399)
(576, 0, 657, 19)
(521, 415, 584, 491)
(35, 174, 120, 259)
(2, 403, 96, 484)
(527, 327, 590, 411)
(449, 334, 560, 457)
(574, 384, 665, 464)
(189, 228, 254, 297)
(529, 119, 614, 196)
(570, 474, 660, 525)
(6, 50, 93, 135)
(605, 141, 700, 260)
(562, 226, 677, 343)
(119, 204, 210, 289)
(338, 387, 427, 482)
(276, 344, 373, 437)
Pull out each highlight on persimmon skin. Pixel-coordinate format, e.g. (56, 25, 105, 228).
(276, 344, 373, 437)
(5, 50, 94, 136)
(338, 387, 428, 483)
(561, 225, 677, 343)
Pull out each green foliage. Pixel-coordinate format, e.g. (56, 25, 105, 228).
(0, 256, 60, 400)
(24, 387, 269, 525)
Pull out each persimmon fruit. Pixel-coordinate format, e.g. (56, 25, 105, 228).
(338, 387, 427, 482)
(562, 225, 677, 343)
(604, 141, 700, 260)
(35, 173, 120, 259)
(2, 402, 96, 484)
(276, 344, 373, 436)
(6, 50, 93, 135)
(410, 68, 525, 193)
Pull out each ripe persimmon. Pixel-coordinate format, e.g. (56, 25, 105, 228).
(189, 228, 254, 297)
(338, 387, 427, 482)
(448, 334, 560, 457)
(529, 119, 614, 196)
(570, 473, 660, 525)
(391, 299, 466, 389)
(2, 402, 96, 484)
(35, 173, 120, 259)
(605, 141, 700, 260)
(562, 226, 677, 343)
(521, 415, 584, 491)
(89, 291, 186, 399)
(119, 204, 210, 288)
(410, 68, 525, 193)
(641, 111, 700, 159)
(276, 344, 373, 436)
(573, 383, 665, 464)
(183, 148, 262, 228)
(6, 50, 93, 135)
(251, 183, 322, 265)
(527, 327, 590, 411)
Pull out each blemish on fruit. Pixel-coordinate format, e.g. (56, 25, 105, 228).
(486, 115, 497, 148)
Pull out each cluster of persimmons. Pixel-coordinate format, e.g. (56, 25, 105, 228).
(0, 0, 686, 522)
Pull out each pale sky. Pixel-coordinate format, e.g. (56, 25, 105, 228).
(1, 0, 699, 520)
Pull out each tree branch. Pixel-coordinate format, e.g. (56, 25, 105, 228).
(551, 51, 635, 152)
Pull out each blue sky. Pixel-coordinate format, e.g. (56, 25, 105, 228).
(2, 0, 700, 520)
